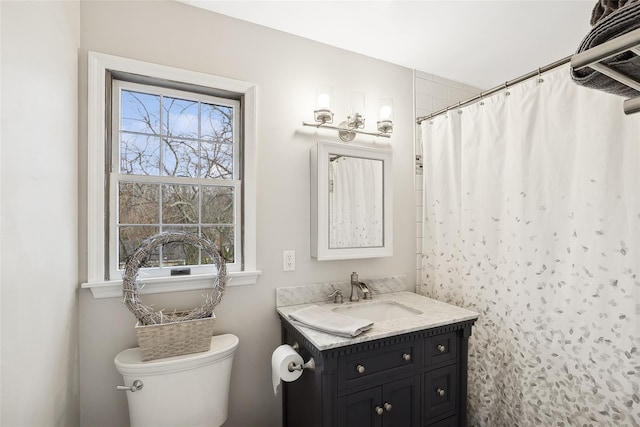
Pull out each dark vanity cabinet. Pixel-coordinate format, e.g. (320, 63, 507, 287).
(280, 318, 475, 427)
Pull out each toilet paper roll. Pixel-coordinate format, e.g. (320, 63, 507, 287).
(271, 344, 304, 396)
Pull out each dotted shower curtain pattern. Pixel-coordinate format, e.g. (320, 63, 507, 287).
(421, 66, 640, 427)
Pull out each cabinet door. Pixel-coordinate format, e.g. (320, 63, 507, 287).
(382, 376, 420, 427)
(338, 387, 383, 427)
(337, 377, 420, 427)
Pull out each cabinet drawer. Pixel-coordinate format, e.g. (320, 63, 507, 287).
(423, 364, 457, 421)
(338, 342, 418, 391)
(424, 332, 457, 367)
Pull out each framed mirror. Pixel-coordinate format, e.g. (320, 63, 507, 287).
(310, 141, 393, 260)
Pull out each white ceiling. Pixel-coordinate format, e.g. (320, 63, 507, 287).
(180, 0, 596, 89)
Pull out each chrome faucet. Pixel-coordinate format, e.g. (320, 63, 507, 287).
(349, 272, 372, 302)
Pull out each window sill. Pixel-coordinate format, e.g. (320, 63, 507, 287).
(81, 270, 261, 299)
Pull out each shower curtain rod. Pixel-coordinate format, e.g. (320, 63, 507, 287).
(416, 55, 572, 124)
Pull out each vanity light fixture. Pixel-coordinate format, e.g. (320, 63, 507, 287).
(303, 87, 393, 142)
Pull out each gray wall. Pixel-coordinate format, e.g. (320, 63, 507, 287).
(77, 2, 415, 426)
(1, 1, 80, 426)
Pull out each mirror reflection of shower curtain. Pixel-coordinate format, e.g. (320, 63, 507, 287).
(329, 156, 383, 248)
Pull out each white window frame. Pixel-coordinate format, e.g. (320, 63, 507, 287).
(110, 80, 242, 279)
(82, 52, 260, 298)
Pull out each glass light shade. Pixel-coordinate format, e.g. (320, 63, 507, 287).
(347, 91, 365, 129)
(316, 85, 332, 111)
(378, 98, 394, 121)
(377, 98, 394, 134)
(315, 85, 333, 123)
(349, 92, 365, 115)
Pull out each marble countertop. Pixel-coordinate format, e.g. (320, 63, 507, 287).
(277, 290, 479, 351)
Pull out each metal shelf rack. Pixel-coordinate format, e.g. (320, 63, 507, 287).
(571, 27, 640, 115)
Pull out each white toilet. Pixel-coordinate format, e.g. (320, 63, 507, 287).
(114, 334, 239, 427)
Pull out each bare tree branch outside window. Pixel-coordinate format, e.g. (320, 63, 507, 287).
(116, 86, 237, 269)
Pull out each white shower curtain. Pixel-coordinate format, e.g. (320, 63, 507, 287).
(421, 66, 640, 426)
(329, 156, 383, 248)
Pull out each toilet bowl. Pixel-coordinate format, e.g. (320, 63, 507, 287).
(114, 334, 239, 427)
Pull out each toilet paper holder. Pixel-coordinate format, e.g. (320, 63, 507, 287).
(287, 342, 315, 372)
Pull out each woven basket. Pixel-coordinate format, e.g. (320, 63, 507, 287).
(135, 313, 216, 361)
(122, 232, 227, 361)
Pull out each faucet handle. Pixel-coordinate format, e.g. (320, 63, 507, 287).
(359, 281, 373, 299)
(328, 289, 344, 304)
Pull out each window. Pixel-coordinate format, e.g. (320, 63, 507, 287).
(83, 52, 259, 298)
(110, 80, 241, 278)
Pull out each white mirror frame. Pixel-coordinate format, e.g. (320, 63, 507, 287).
(310, 141, 393, 261)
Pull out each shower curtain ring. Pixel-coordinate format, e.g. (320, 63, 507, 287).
(479, 91, 484, 106)
(504, 81, 511, 97)
(537, 67, 544, 84)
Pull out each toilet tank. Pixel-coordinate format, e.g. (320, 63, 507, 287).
(114, 334, 239, 427)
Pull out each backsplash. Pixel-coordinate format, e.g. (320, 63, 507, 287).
(275, 275, 407, 307)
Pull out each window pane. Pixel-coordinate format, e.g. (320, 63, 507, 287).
(118, 226, 160, 270)
(201, 141, 233, 179)
(162, 226, 200, 267)
(163, 96, 198, 140)
(162, 138, 199, 178)
(119, 182, 159, 224)
(162, 184, 198, 224)
(120, 133, 160, 175)
(202, 186, 234, 224)
(202, 226, 235, 263)
(121, 90, 160, 134)
(111, 79, 242, 276)
(201, 103, 233, 143)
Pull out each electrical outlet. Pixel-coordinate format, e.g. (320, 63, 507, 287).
(283, 250, 295, 272)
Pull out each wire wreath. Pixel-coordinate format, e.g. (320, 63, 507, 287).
(122, 232, 227, 326)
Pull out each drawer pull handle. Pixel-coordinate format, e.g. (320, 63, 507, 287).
(437, 344, 446, 353)
(384, 402, 392, 412)
(375, 406, 384, 416)
(436, 388, 446, 397)
(402, 353, 411, 361)
(356, 364, 366, 374)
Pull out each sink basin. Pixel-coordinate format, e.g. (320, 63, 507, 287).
(333, 301, 422, 322)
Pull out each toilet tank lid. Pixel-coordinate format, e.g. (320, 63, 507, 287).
(114, 333, 239, 374)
